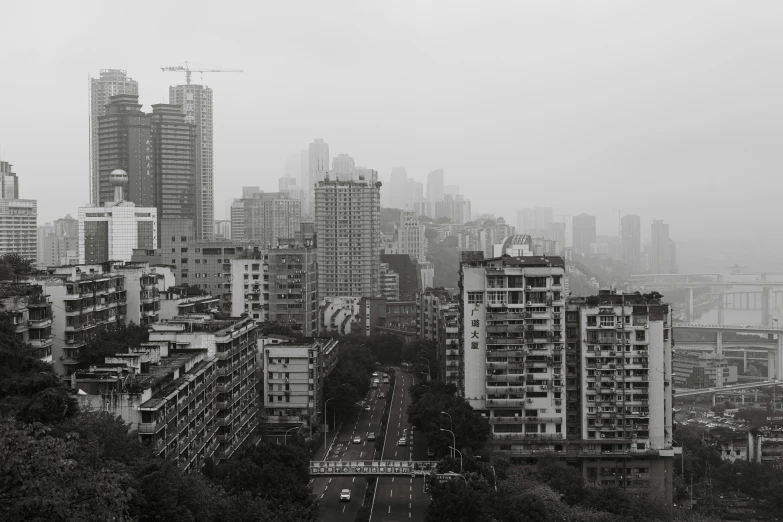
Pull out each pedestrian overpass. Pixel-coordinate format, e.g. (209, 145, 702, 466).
(310, 460, 439, 477)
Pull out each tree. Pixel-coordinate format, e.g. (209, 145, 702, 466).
(78, 322, 149, 367)
(426, 478, 495, 522)
(0, 420, 133, 521)
(0, 253, 36, 281)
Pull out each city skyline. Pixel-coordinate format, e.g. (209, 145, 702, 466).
(3, 2, 782, 248)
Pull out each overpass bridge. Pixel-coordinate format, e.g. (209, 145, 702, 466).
(631, 273, 783, 325)
(673, 323, 783, 379)
(674, 380, 782, 404)
(309, 460, 439, 477)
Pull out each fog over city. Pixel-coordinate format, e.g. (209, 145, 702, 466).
(3, 1, 782, 261)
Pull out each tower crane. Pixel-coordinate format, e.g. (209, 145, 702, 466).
(160, 61, 243, 84)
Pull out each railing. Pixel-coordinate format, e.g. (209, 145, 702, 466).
(492, 433, 563, 440)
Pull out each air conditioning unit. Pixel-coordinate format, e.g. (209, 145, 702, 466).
(527, 398, 533, 403)
(540, 385, 548, 390)
(644, 325, 649, 329)
(526, 286, 532, 291)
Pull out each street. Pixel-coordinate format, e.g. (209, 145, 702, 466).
(370, 370, 430, 522)
(315, 376, 391, 522)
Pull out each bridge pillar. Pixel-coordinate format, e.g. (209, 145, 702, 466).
(762, 287, 771, 326)
(777, 335, 783, 381)
(743, 349, 747, 372)
(712, 394, 716, 407)
(769, 350, 776, 380)
(686, 287, 694, 322)
(716, 331, 723, 357)
(717, 275, 725, 325)
(755, 389, 759, 403)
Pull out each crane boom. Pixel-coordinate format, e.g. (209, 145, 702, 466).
(160, 61, 243, 84)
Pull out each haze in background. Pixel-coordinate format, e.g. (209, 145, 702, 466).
(2, 1, 782, 262)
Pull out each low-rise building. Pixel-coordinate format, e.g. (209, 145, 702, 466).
(0, 282, 53, 363)
(262, 338, 338, 433)
(73, 315, 259, 471)
(673, 351, 737, 388)
(30, 262, 170, 375)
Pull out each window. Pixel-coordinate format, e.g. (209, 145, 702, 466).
(468, 291, 484, 304)
(587, 315, 597, 326)
(599, 315, 614, 327)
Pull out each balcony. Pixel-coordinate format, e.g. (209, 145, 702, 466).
(29, 336, 53, 348)
(28, 317, 52, 328)
(138, 421, 165, 434)
(489, 416, 562, 424)
(486, 398, 527, 407)
(492, 433, 563, 440)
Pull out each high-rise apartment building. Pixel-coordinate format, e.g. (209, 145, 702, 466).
(0, 161, 19, 199)
(397, 211, 427, 263)
(565, 291, 675, 501)
(169, 84, 214, 240)
(307, 139, 330, 216)
(621, 214, 642, 272)
(459, 253, 566, 430)
(79, 170, 157, 264)
(241, 192, 301, 247)
(89, 69, 138, 205)
(315, 172, 381, 298)
(572, 213, 597, 255)
(650, 220, 676, 274)
(97, 95, 154, 208)
(150, 104, 197, 227)
(230, 199, 245, 240)
(427, 168, 444, 203)
(458, 250, 676, 502)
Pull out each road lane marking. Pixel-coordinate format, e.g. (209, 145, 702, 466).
(389, 506, 391, 513)
(320, 493, 324, 498)
(352, 477, 355, 483)
(343, 505, 346, 512)
(390, 490, 393, 496)
(329, 478, 332, 483)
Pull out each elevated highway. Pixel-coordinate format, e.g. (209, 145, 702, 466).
(674, 380, 781, 400)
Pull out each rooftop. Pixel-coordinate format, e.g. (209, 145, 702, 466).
(462, 255, 565, 269)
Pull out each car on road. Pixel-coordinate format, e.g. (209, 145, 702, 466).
(363, 405, 371, 411)
(372, 372, 378, 378)
(427, 448, 435, 457)
(353, 436, 362, 444)
(368, 432, 376, 441)
(340, 489, 351, 501)
(379, 392, 385, 398)
(398, 437, 408, 446)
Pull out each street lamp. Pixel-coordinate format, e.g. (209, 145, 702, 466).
(418, 357, 431, 382)
(440, 411, 453, 457)
(449, 446, 463, 472)
(324, 397, 335, 454)
(440, 428, 455, 461)
(446, 471, 467, 486)
(284, 426, 299, 445)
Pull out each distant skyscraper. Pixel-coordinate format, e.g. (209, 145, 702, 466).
(150, 104, 197, 229)
(650, 220, 677, 274)
(572, 213, 597, 255)
(621, 214, 642, 272)
(397, 211, 427, 263)
(444, 184, 460, 196)
(517, 207, 553, 236)
(97, 95, 154, 208)
(407, 180, 424, 207)
(546, 222, 567, 253)
(241, 192, 301, 247)
(389, 167, 408, 210)
(427, 169, 444, 203)
(169, 84, 214, 240)
(307, 139, 330, 216)
(331, 153, 355, 176)
(315, 171, 380, 298)
(0, 161, 19, 199)
(89, 69, 138, 205)
(230, 199, 245, 240)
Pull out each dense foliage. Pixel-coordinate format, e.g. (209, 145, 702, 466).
(0, 312, 318, 521)
(322, 340, 375, 420)
(78, 322, 150, 368)
(407, 380, 490, 455)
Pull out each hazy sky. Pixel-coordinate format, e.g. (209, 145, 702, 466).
(2, 1, 782, 244)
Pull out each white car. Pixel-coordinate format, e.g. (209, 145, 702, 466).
(353, 436, 362, 444)
(340, 489, 351, 501)
(398, 437, 408, 446)
(364, 405, 371, 412)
